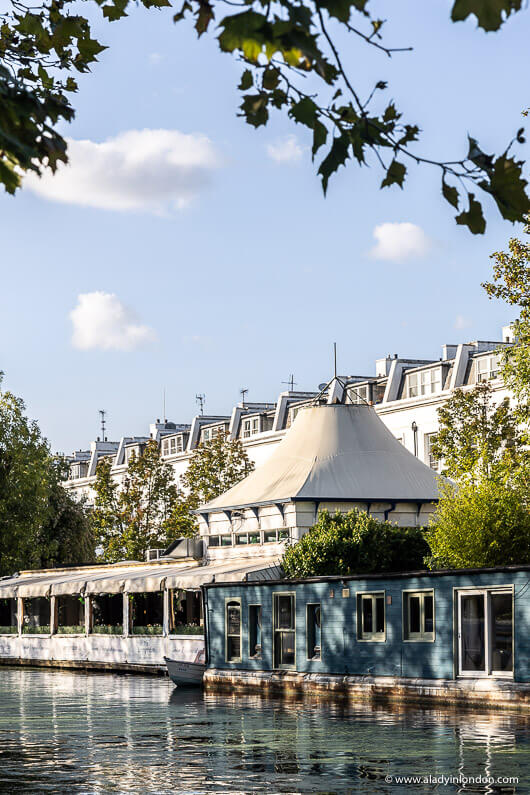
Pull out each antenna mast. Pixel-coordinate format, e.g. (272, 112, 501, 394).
(196, 394, 205, 415)
(99, 409, 107, 441)
(240, 387, 248, 408)
(333, 342, 337, 379)
(282, 374, 297, 391)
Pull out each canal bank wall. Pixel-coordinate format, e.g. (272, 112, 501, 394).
(203, 669, 530, 711)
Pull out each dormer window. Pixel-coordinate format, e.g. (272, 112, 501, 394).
(407, 368, 441, 398)
(242, 417, 260, 438)
(476, 355, 499, 383)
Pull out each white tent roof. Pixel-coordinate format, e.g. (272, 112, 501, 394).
(0, 557, 281, 599)
(200, 404, 441, 513)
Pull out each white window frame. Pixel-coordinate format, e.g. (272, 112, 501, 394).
(403, 590, 435, 642)
(424, 433, 439, 471)
(357, 591, 386, 642)
(225, 598, 242, 663)
(476, 354, 500, 383)
(273, 592, 296, 670)
(455, 586, 514, 679)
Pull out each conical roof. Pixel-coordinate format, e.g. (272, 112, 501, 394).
(200, 404, 441, 512)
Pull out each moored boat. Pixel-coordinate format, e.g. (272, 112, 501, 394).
(164, 650, 206, 687)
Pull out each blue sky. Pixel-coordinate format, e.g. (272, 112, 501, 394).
(0, 0, 527, 453)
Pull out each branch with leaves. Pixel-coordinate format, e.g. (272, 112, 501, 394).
(1, 0, 529, 231)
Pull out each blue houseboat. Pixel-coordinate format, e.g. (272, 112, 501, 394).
(202, 565, 530, 709)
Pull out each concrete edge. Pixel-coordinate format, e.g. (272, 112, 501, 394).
(203, 669, 530, 711)
(0, 657, 167, 676)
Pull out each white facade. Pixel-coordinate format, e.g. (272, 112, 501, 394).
(64, 327, 513, 508)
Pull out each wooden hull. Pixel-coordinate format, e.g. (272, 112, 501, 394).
(164, 656, 206, 687)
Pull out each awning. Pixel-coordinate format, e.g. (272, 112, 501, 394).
(0, 557, 281, 598)
(164, 557, 281, 590)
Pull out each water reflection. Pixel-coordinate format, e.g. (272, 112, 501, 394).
(0, 668, 528, 793)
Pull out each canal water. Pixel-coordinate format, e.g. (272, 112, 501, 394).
(0, 668, 530, 794)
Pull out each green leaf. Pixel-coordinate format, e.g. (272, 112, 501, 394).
(455, 192, 486, 235)
(312, 120, 328, 158)
(482, 154, 530, 223)
(442, 178, 459, 209)
(238, 69, 253, 91)
(240, 93, 269, 127)
(381, 159, 406, 189)
(451, 0, 522, 32)
(262, 67, 280, 90)
(289, 97, 318, 127)
(318, 134, 350, 194)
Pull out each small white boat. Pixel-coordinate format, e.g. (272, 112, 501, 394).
(164, 650, 206, 687)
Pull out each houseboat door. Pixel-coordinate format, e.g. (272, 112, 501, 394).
(273, 593, 295, 669)
(457, 589, 513, 677)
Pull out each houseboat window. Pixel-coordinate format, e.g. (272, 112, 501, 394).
(403, 591, 435, 641)
(226, 600, 241, 662)
(56, 595, 85, 634)
(273, 593, 296, 669)
(306, 603, 321, 660)
(248, 605, 262, 659)
(168, 590, 203, 635)
(129, 592, 164, 635)
(357, 593, 385, 641)
(22, 597, 51, 634)
(458, 589, 513, 676)
(0, 598, 17, 634)
(90, 594, 123, 635)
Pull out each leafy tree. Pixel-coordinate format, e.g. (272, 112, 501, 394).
(0, 373, 94, 575)
(93, 440, 180, 561)
(0, 374, 52, 575)
(173, 431, 255, 536)
(426, 478, 530, 569)
(282, 509, 430, 578)
(37, 458, 95, 568)
(483, 222, 530, 433)
(430, 382, 526, 484)
(1, 0, 529, 230)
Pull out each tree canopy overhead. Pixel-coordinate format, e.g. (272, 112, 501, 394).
(1, 0, 529, 232)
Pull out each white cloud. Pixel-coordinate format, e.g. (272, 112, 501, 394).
(266, 135, 304, 164)
(70, 292, 156, 352)
(454, 314, 472, 330)
(369, 222, 432, 262)
(24, 129, 220, 213)
(149, 52, 164, 64)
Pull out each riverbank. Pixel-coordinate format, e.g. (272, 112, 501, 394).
(204, 669, 530, 711)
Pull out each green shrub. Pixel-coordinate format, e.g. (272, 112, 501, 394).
(132, 625, 163, 636)
(0, 625, 17, 634)
(22, 625, 50, 634)
(169, 624, 204, 636)
(92, 625, 123, 635)
(282, 510, 430, 578)
(57, 625, 85, 634)
(427, 478, 530, 569)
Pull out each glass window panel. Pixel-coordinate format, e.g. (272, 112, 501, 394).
(264, 530, 277, 543)
(362, 597, 373, 634)
(375, 596, 385, 634)
(249, 605, 262, 658)
(248, 533, 260, 544)
(227, 636, 240, 661)
(276, 596, 294, 630)
(424, 595, 434, 633)
(491, 593, 513, 672)
(221, 535, 232, 546)
(409, 596, 421, 634)
(461, 594, 486, 672)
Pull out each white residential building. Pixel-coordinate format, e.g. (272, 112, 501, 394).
(63, 326, 514, 506)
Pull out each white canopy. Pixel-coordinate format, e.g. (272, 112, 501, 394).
(200, 404, 442, 513)
(0, 557, 281, 599)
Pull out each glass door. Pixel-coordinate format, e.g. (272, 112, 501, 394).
(458, 592, 487, 675)
(457, 590, 513, 677)
(273, 594, 295, 669)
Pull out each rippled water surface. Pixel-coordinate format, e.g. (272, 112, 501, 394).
(1, 667, 530, 793)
